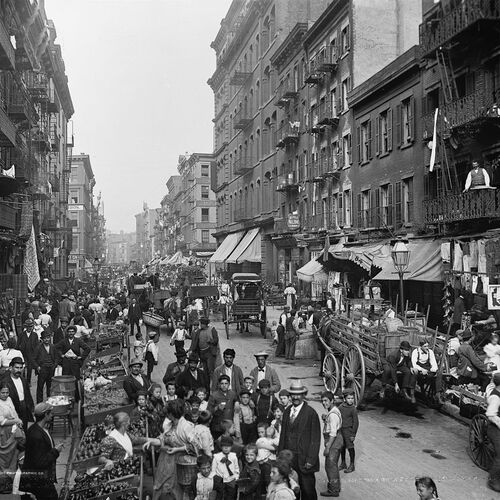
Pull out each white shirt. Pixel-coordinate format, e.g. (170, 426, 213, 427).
(257, 366, 267, 384)
(289, 402, 304, 423)
(324, 406, 342, 437)
(212, 451, 239, 482)
(224, 365, 232, 384)
(411, 347, 438, 373)
(11, 376, 24, 402)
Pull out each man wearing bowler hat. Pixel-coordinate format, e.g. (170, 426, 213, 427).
(34, 330, 59, 403)
(123, 358, 151, 403)
(4, 357, 34, 429)
(163, 348, 188, 388)
(176, 352, 209, 399)
(190, 317, 219, 377)
(278, 379, 321, 500)
(17, 318, 39, 385)
(381, 340, 417, 403)
(249, 351, 281, 394)
(211, 348, 244, 394)
(55, 325, 90, 380)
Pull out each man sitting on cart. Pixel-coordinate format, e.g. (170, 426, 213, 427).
(411, 339, 438, 388)
(380, 340, 417, 404)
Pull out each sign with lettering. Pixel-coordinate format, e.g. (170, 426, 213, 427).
(287, 213, 300, 231)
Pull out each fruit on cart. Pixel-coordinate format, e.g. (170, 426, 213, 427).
(84, 386, 128, 413)
(128, 417, 147, 438)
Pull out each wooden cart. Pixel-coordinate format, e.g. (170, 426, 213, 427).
(224, 273, 266, 340)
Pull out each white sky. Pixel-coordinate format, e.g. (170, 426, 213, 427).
(45, 0, 232, 232)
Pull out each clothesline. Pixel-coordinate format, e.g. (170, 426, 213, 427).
(445, 270, 500, 278)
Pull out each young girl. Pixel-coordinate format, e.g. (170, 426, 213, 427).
(256, 423, 277, 494)
(238, 444, 261, 500)
(171, 321, 189, 353)
(147, 383, 165, 438)
(83, 367, 112, 392)
(267, 460, 295, 500)
(415, 476, 440, 500)
(164, 381, 178, 402)
(190, 454, 215, 500)
(131, 391, 149, 420)
(193, 410, 214, 458)
(484, 332, 500, 371)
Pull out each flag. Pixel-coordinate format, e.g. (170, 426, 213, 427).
(429, 108, 439, 172)
(24, 225, 40, 292)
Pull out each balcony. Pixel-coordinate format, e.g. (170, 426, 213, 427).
(311, 155, 339, 182)
(0, 107, 16, 147)
(303, 212, 333, 232)
(423, 189, 500, 224)
(229, 70, 252, 86)
(420, 0, 500, 57)
(31, 169, 50, 200)
(25, 72, 49, 102)
(310, 101, 340, 133)
(275, 122, 300, 148)
(422, 87, 500, 139)
(233, 156, 255, 175)
(275, 80, 299, 107)
(32, 129, 51, 152)
(50, 173, 60, 192)
(276, 172, 299, 193)
(233, 107, 253, 130)
(304, 62, 323, 85)
(0, 19, 15, 70)
(273, 217, 297, 235)
(8, 84, 36, 122)
(315, 46, 338, 73)
(0, 201, 16, 230)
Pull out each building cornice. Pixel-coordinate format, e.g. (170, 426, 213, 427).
(270, 23, 308, 72)
(303, 0, 349, 49)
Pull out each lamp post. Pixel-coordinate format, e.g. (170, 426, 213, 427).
(93, 256, 100, 296)
(391, 238, 410, 314)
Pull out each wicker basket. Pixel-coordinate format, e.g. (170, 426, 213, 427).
(176, 454, 198, 486)
(143, 311, 164, 328)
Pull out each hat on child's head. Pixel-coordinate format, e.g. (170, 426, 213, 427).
(258, 379, 271, 389)
(220, 435, 233, 447)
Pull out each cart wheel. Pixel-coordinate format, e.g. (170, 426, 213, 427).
(323, 352, 339, 394)
(468, 414, 495, 471)
(341, 345, 366, 407)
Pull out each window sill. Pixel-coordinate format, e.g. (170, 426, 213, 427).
(378, 151, 390, 159)
(399, 141, 414, 150)
(360, 160, 370, 166)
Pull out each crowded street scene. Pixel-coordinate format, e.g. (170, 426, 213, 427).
(1, 0, 500, 499)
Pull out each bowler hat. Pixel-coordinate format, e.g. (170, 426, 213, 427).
(288, 379, 308, 395)
(10, 357, 24, 366)
(175, 348, 187, 358)
(24, 319, 34, 327)
(129, 357, 143, 368)
(188, 352, 199, 362)
(41, 330, 52, 339)
(199, 317, 209, 325)
(399, 341, 411, 350)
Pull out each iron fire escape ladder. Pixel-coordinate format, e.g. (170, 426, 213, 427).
(436, 49, 459, 105)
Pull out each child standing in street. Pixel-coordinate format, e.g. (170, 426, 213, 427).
(339, 388, 359, 473)
(144, 331, 159, 378)
(237, 443, 261, 500)
(171, 320, 189, 353)
(234, 389, 256, 445)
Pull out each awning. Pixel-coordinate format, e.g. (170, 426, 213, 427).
(324, 242, 390, 272)
(166, 251, 184, 265)
(297, 258, 327, 283)
(196, 251, 214, 258)
(373, 240, 443, 282)
(159, 256, 171, 265)
(209, 231, 245, 263)
(235, 229, 261, 263)
(226, 228, 260, 264)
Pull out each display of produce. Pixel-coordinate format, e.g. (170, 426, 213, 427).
(84, 385, 128, 414)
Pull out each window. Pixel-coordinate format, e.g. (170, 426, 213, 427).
(331, 194, 338, 229)
(201, 208, 210, 222)
(201, 164, 210, 177)
(358, 120, 372, 163)
(344, 189, 352, 227)
(403, 177, 414, 224)
(201, 229, 210, 244)
(358, 190, 370, 228)
(341, 25, 350, 54)
(380, 184, 393, 226)
(72, 235, 78, 251)
(201, 185, 209, 199)
(342, 133, 351, 166)
(70, 191, 78, 204)
(377, 109, 392, 154)
(341, 77, 351, 112)
(322, 198, 328, 228)
(397, 97, 415, 146)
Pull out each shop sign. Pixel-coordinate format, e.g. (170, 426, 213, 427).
(69, 204, 84, 211)
(488, 284, 500, 310)
(287, 213, 300, 231)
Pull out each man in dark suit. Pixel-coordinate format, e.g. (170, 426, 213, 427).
(211, 348, 244, 394)
(123, 358, 151, 403)
(190, 317, 219, 377)
(128, 297, 143, 337)
(4, 357, 34, 429)
(381, 340, 417, 403)
(20, 402, 64, 500)
(278, 380, 321, 500)
(34, 330, 59, 403)
(162, 348, 188, 388)
(176, 352, 209, 399)
(55, 325, 90, 379)
(16, 318, 40, 385)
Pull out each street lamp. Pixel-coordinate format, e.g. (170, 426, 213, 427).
(391, 238, 410, 314)
(93, 256, 100, 296)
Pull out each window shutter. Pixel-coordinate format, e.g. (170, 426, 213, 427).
(356, 126, 361, 165)
(387, 184, 393, 226)
(338, 192, 344, 227)
(387, 108, 393, 151)
(348, 134, 352, 165)
(357, 193, 362, 228)
(368, 120, 373, 159)
(395, 104, 401, 147)
(338, 139, 344, 169)
(370, 189, 377, 227)
(394, 181, 402, 228)
(346, 25, 350, 50)
(409, 97, 415, 141)
(375, 116, 380, 156)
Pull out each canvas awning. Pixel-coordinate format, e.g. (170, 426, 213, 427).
(373, 240, 443, 282)
(159, 256, 171, 265)
(226, 228, 260, 264)
(297, 258, 327, 283)
(324, 241, 390, 272)
(209, 231, 245, 263)
(166, 251, 184, 265)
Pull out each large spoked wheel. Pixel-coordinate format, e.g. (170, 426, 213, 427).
(323, 352, 339, 394)
(341, 345, 366, 407)
(468, 414, 495, 471)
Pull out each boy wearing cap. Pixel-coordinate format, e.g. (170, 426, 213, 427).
(170, 321, 189, 353)
(381, 340, 417, 403)
(252, 379, 278, 425)
(339, 389, 358, 473)
(212, 435, 239, 500)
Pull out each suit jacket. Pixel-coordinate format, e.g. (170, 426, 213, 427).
(278, 402, 321, 473)
(176, 368, 209, 396)
(163, 361, 187, 387)
(211, 363, 244, 394)
(17, 330, 40, 364)
(128, 303, 143, 320)
(383, 349, 413, 384)
(191, 326, 219, 357)
(20, 422, 60, 486)
(34, 343, 59, 370)
(123, 373, 151, 403)
(4, 374, 34, 421)
(55, 338, 90, 378)
(249, 365, 281, 394)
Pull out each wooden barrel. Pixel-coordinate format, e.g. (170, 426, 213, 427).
(176, 454, 198, 486)
(50, 375, 76, 399)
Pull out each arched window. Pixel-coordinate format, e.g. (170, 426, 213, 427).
(263, 118, 271, 155)
(255, 80, 260, 109)
(256, 178, 261, 213)
(263, 66, 271, 102)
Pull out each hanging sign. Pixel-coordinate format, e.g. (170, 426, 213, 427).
(287, 213, 300, 231)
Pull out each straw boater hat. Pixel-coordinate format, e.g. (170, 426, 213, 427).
(288, 379, 308, 395)
(129, 357, 143, 368)
(254, 351, 269, 359)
